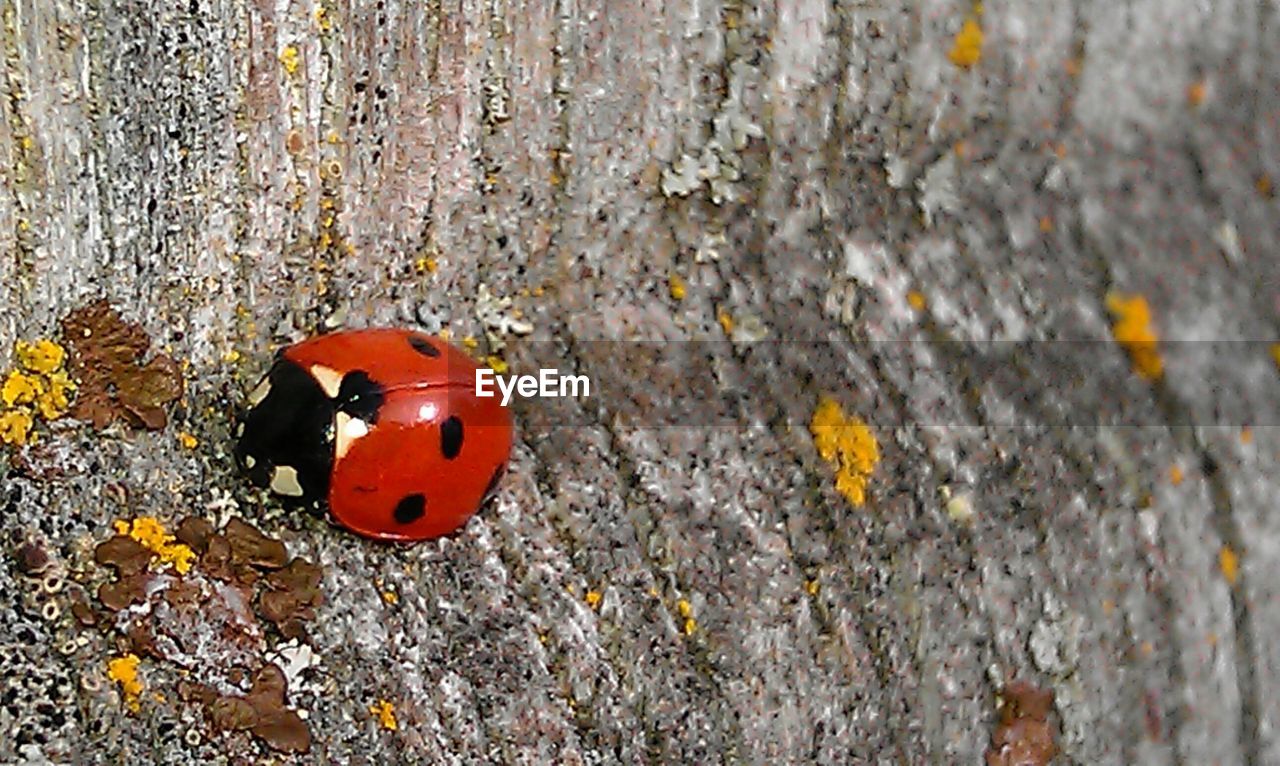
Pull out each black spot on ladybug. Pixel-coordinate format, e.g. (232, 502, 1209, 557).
(408, 335, 440, 358)
(393, 494, 426, 524)
(482, 464, 505, 501)
(336, 371, 385, 423)
(441, 416, 464, 459)
(235, 359, 335, 504)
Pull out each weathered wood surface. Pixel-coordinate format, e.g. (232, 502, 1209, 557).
(1, 0, 1278, 763)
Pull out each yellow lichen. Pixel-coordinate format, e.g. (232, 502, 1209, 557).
(716, 308, 735, 335)
(584, 590, 602, 609)
(1220, 545, 1239, 586)
(107, 654, 144, 711)
(676, 598, 696, 633)
(948, 19, 983, 68)
(0, 338, 70, 446)
(0, 409, 34, 446)
(35, 370, 74, 419)
(906, 290, 926, 311)
(279, 45, 301, 76)
(116, 517, 196, 575)
(370, 700, 398, 730)
(177, 431, 199, 449)
(2, 370, 42, 406)
(1186, 80, 1207, 108)
(485, 355, 509, 374)
(809, 396, 880, 507)
(1106, 293, 1163, 381)
(1169, 465, 1184, 486)
(16, 339, 66, 374)
(1270, 343, 1280, 371)
(668, 273, 687, 301)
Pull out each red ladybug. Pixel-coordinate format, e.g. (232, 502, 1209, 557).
(234, 328, 513, 541)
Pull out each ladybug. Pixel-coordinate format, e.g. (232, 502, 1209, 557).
(234, 328, 513, 541)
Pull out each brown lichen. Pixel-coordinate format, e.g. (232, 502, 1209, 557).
(208, 663, 311, 753)
(986, 680, 1058, 766)
(259, 559, 324, 639)
(95, 534, 154, 577)
(14, 540, 52, 576)
(224, 518, 288, 569)
(60, 299, 184, 430)
(90, 515, 322, 751)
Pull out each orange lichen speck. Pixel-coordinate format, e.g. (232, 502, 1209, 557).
(108, 654, 144, 711)
(810, 396, 880, 507)
(1220, 545, 1239, 586)
(1106, 293, 1163, 380)
(370, 700, 398, 731)
(948, 19, 984, 68)
(669, 273, 688, 301)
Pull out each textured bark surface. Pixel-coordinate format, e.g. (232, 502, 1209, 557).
(1, 0, 1278, 763)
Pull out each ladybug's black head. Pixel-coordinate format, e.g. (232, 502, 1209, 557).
(234, 358, 337, 506)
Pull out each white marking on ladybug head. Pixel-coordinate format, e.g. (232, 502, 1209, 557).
(270, 465, 305, 497)
(309, 364, 344, 398)
(245, 455, 256, 469)
(334, 411, 369, 460)
(247, 377, 272, 407)
(417, 402, 439, 421)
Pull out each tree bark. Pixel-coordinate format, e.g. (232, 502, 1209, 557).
(1, 0, 1278, 763)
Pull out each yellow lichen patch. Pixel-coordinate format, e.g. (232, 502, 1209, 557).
(1169, 465, 1184, 486)
(177, 431, 199, 449)
(461, 336, 479, 350)
(1106, 293, 1163, 381)
(314, 6, 332, 32)
(1, 338, 74, 446)
(668, 273, 687, 301)
(676, 598, 696, 634)
(716, 308, 735, 335)
(809, 396, 881, 507)
(108, 654, 144, 711)
(16, 339, 66, 373)
(116, 517, 196, 575)
(279, 45, 301, 76)
(584, 590, 602, 609)
(1186, 80, 1207, 107)
(2, 369, 42, 406)
(0, 410, 34, 446)
(370, 700, 398, 730)
(805, 579, 820, 596)
(485, 355, 509, 375)
(35, 371, 73, 420)
(1270, 343, 1280, 371)
(948, 19, 983, 69)
(906, 290, 927, 311)
(1220, 544, 1239, 586)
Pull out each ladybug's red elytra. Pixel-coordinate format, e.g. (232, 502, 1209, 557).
(234, 328, 513, 541)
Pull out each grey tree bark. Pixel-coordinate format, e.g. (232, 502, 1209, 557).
(1, 0, 1278, 763)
